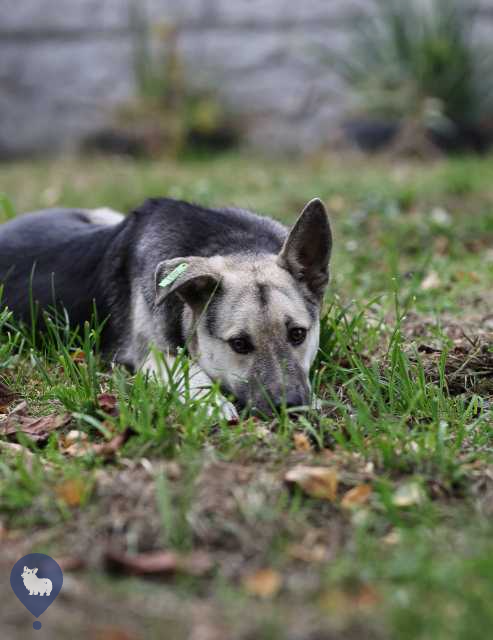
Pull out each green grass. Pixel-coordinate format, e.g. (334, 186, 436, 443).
(1, 151, 493, 639)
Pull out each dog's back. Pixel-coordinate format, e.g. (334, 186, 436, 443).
(0, 208, 124, 327)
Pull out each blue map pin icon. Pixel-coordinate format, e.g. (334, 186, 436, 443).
(10, 553, 63, 630)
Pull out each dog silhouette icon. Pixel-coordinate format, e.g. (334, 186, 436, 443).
(21, 567, 53, 596)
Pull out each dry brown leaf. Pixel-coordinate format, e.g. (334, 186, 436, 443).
(55, 478, 87, 507)
(293, 432, 313, 453)
(104, 549, 213, 577)
(287, 543, 328, 563)
(90, 428, 134, 457)
(59, 430, 89, 456)
(242, 568, 282, 599)
(1, 409, 71, 444)
(341, 484, 372, 509)
(61, 427, 134, 459)
(97, 393, 119, 417)
(455, 270, 481, 283)
(285, 465, 338, 501)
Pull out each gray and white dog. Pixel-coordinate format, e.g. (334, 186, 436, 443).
(0, 197, 332, 418)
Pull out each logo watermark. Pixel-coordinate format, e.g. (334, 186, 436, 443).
(10, 553, 63, 630)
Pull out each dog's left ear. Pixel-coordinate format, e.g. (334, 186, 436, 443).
(277, 198, 332, 300)
(33, 568, 38, 574)
(155, 256, 221, 313)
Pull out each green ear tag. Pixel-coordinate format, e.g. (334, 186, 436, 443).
(159, 262, 188, 288)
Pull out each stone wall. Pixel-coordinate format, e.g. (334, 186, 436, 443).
(1, 0, 492, 156)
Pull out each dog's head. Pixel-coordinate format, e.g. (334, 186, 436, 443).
(155, 198, 332, 416)
(21, 567, 37, 578)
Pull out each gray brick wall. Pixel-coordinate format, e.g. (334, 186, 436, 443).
(0, 0, 492, 156)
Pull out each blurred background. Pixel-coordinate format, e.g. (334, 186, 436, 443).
(1, 0, 493, 160)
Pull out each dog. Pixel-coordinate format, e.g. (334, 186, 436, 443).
(0, 197, 332, 418)
(21, 566, 52, 596)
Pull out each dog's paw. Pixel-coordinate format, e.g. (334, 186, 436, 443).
(208, 396, 240, 423)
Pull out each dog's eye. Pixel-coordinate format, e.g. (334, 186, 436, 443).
(229, 337, 253, 354)
(289, 327, 307, 346)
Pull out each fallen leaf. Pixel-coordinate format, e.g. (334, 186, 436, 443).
(97, 393, 119, 417)
(104, 549, 213, 577)
(455, 270, 480, 283)
(63, 429, 89, 444)
(61, 427, 134, 459)
(60, 430, 91, 456)
(1, 410, 72, 444)
(71, 350, 86, 365)
(421, 271, 441, 291)
(55, 478, 87, 507)
(242, 568, 282, 598)
(341, 484, 372, 509)
(285, 465, 338, 501)
(0, 381, 19, 413)
(287, 543, 328, 563)
(91, 428, 134, 457)
(393, 482, 424, 507)
(293, 432, 313, 452)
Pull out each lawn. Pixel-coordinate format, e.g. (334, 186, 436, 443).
(1, 151, 493, 640)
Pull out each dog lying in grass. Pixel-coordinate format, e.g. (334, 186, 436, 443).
(0, 198, 332, 419)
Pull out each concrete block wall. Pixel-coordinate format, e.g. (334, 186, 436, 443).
(0, 0, 492, 156)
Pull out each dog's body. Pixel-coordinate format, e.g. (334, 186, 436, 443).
(0, 198, 332, 417)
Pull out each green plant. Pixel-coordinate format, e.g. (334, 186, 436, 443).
(335, 0, 493, 141)
(117, 2, 239, 156)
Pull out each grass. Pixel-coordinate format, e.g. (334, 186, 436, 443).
(1, 150, 493, 639)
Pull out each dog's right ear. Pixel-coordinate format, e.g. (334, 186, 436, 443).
(155, 257, 221, 313)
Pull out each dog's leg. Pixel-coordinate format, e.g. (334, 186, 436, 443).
(142, 352, 239, 421)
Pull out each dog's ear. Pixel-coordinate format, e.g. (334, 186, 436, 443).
(155, 257, 221, 312)
(23, 566, 27, 572)
(33, 568, 38, 574)
(277, 198, 332, 301)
